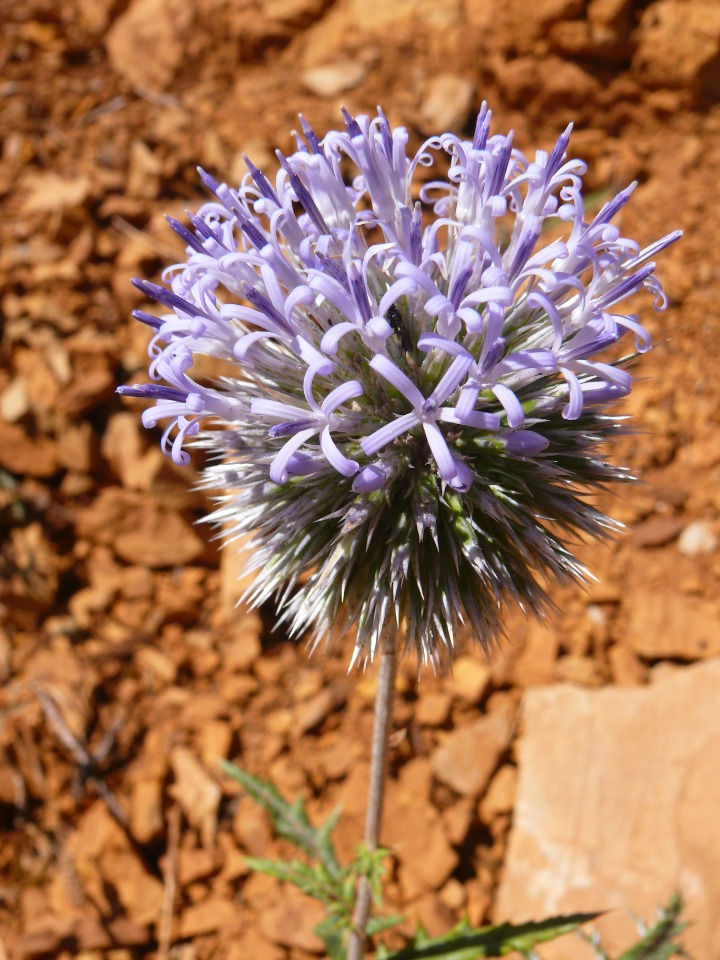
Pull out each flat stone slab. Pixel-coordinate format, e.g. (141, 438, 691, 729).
(495, 659, 720, 959)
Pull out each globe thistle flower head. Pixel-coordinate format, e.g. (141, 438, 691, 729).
(119, 105, 679, 669)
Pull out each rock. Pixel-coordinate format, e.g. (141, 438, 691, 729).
(105, 0, 193, 91)
(68, 801, 130, 864)
(501, 56, 599, 113)
(607, 644, 647, 686)
(76, 0, 116, 33)
(228, 928, 285, 960)
(224, 615, 263, 671)
(416, 690, 452, 726)
(130, 778, 164, 843)
(550, 0, 632, 59)
(496, 660, 720, 959)
(589, 0, 630, 25)
(176, 847, 222, 886)
(178, 898, 239, 938)
(479, 765, 517, 821)
(439, 877, 467, 911)
(465, 878, 492, 926)
(633, 1, 720, 100)
(200, 719, 234, 767)
(0, 421, 57, 477)
(301, 60, 367, 98)
(58, 365, 116, 418)
(419, 75, 475, 134)
(99, 850, 164, 926)
(441, 800, 473, 845)
(55, 422, 94, 474)
(408, 892, 457, 937)
(293, 669, 324, 702)
(316, 737, 361, 780)
(268, 754, 306, 797)
(219, 531, 261, 617)
(445, 655, 491, 703)
(0, 762, 19, 806)
(126, 139, 163, 199)
(75, 488, 205, 567)
(233, 796, 273, 857)
(554, 654, 604, 686)
(134, 646, 177, 685)
(585, 579, 621, 604)
(398, 756, 433, 800)
(293, 682, 347, 734)
(297, 0, 461, 70)
(431, 714, 512, 797)
(625, 589, 720, 660)
(22, 172, 91, 214)
(10, 917, 151, 956)
(155, 568, 206, 624)
(0, 377, 30, 422)
(678, 520, 718, 557)
(384, 792, 458, 898)
(169, 747, 221, 849)
(485, 0, 583, 53)
(264, 0, 328, 24)
(260, 884, 326, 951)
(357, 0, 462, 32)
(77, 917, 152, 950)
(101, 413, 163, 491)
(632, 515, 685, 548)
(511, 620, 559, 687)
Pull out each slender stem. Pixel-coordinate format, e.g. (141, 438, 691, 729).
(347, 642, 398, 960)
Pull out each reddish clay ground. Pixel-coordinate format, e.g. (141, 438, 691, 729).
(1, 0, 719, 957)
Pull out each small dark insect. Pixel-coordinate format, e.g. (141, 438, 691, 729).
(386, 304, 412, 352)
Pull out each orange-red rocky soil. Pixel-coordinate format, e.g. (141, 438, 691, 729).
(1, 0, 719, 957)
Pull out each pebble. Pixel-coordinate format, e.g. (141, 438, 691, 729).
(445, 655, 491, 703)
(607, 643, 647, 686)
(555, 654, 604, 686)
(105, 0, 191, 91)
(439, 877, 467, 910)
(677, 519, 718, 557)
(260, 886, 325, 951)
(292, 683, 346, 734)
(176, 848, 222, 887)
(129, 779, 164, 844)
(416, 690, 452, 726)
(0, 420, 57, 477)
(626, 589, 720, 660)
(632, 515, 686, 548)
(633, 0, 720, 99)
(431, 714, 512, 797)
(385, 797, 458, 897)
(419, 74, 474, 133)
(479, 765, 518, 820)
(300, 60, 367, 97)
(0, 377, 30, 422)
(179, 898, 239, 938)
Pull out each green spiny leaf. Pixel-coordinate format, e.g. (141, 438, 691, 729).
(220, 760, 343, 877)
(616, 893, 688, 960)
(316, 804, 343, 865)
(382, 912, 603, 960)
(243, 856, 347, 907)
(314, 915, 348, 960)
(366, 913, 406, 937)
(353, 844, 393, 903)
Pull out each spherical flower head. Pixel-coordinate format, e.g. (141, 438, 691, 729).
(119, 105, 680, 669)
